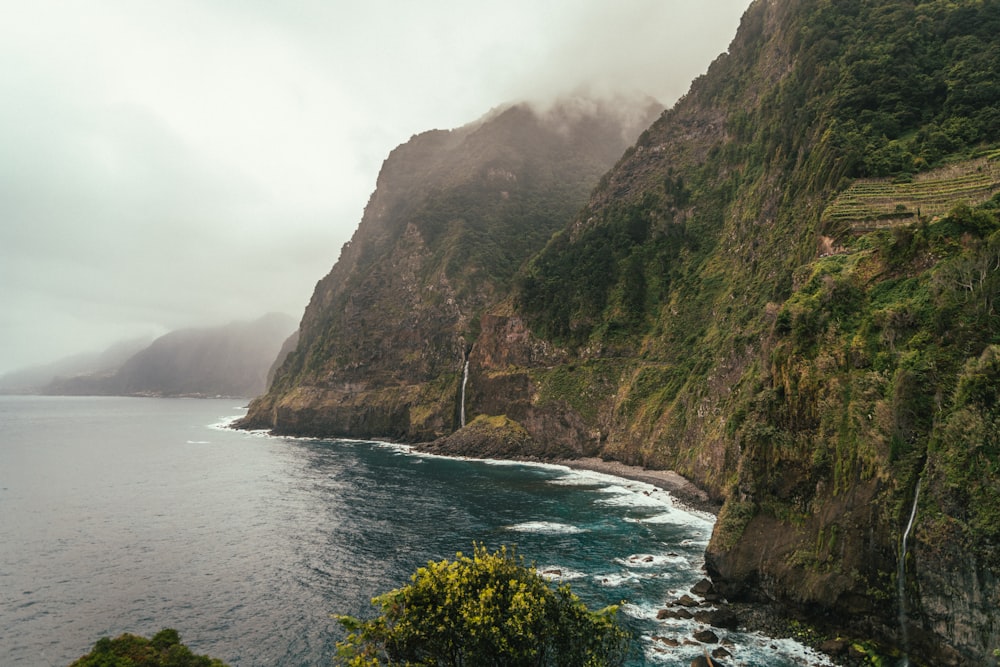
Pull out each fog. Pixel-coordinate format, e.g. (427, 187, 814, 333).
(0, 0, 751, 375)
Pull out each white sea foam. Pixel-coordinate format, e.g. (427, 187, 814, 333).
(185, 440, 211, 445)
(373, 448, 719, 532)
(377, 443, 559, 471)
(640, 508, 714, 528)
(593, 572, 641, 587)
(642, 641, 701, 665)
(375, 441, 414, 455)
(548, 468, 718, 533)
(506, 521, 585, 535)
(595, 487, 673, 509)
(547, 468, 635, 487)
(536, 566, 587, 581)
(209, 413, 246, 430)
(615, 553, 689, 569)
(740, 634, 838, 667)
(680, 538, 707, 547)
(637, 617, 838, 667)
(485, 458, 567, 473)
(620, 601, 667, 621)
(641, 617, 839, 667)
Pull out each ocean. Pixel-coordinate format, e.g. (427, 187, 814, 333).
(0, 396, 832, 666)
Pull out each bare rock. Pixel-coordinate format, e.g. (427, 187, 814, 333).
(693, 629, 719, 644)
(712, 647, 732, 659)
(691, 578, 715, 596)
(652, 636, 680, 647)
(818, 639, 849, 656)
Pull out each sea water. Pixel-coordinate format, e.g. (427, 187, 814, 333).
(0, 396, 832, 666)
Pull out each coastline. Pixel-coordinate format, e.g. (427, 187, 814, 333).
(255, 429, 848, 665)
(555, 457, 720, 515)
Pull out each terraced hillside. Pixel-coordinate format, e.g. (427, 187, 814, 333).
(823, 150, 1000, 231)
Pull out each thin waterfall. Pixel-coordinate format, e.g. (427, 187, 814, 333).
(897, 478, 921, 666)
(460, 358, 470, 428)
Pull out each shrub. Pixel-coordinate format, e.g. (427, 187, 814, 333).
(70, 629, 228, 667)
(334, 544, 629, 667)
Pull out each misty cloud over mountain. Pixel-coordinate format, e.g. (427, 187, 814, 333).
(0, 0, 749, 374)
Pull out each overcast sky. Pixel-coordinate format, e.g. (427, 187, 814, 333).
(0, 0, 751, 374)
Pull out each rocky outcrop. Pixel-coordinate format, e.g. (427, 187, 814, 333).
(420, 415, 535, 459)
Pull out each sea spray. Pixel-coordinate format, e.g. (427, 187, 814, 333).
(898, 478, 921, 666)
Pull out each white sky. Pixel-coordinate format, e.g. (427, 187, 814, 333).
(0, 0, 751, 374)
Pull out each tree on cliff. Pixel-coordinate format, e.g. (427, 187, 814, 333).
(333, 544, 630, 666)
(70, 629, 228, 667)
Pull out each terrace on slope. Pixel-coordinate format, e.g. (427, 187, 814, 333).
(823, 150, 1000, 232)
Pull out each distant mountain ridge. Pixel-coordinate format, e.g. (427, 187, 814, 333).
(9, 313, 296, 398)
(0, 337, 152, 395)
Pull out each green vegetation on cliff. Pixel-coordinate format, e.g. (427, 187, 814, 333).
(242, 0, 1000, 662)
(500, 1, 1000, 662)
(518, 0, 1000, 350)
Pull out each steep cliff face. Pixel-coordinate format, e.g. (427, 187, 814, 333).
(240, 0, 1000, 661)
(240, 99, 659, 438)
(462, 1, 1000, 663)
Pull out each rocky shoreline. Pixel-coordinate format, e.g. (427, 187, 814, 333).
(549, 458, 863, 667)
(413, 445, 866, 666)
(309, 426, 884, 666)
(648, 576, 877, 667)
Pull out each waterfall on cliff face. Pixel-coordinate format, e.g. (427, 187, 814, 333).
(460, 358, 469, 428)
(897, 478, 922, 666)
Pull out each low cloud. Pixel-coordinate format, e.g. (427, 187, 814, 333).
(0, 0, 750, 373)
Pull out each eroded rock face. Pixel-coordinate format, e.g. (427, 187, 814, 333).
(912, 541, 999, 666)
(472, 314, 562, 369)
(239, 99, 658, 441)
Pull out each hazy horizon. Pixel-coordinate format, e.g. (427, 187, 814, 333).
(1, 0, 751, 375)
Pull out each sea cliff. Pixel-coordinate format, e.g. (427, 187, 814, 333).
(242, 1, 1000, 662)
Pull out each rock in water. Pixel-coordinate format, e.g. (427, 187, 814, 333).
(691, 578, 715, 596)
(693, 629, 719, 644)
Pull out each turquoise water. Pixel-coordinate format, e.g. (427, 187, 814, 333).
(0, 396, 831, 666)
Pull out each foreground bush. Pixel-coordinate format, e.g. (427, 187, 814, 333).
(334, 544, 630, 666)
(70, 628, 228, 667)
